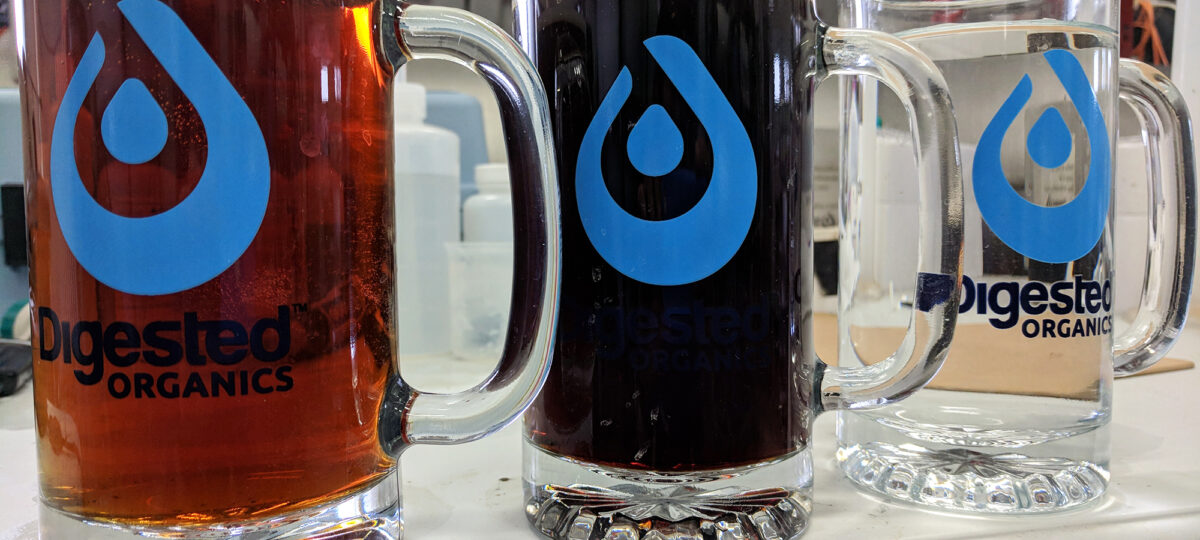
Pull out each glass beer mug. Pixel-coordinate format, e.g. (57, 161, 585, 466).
(514, 0, 964, 538)
(838, 0, 1196, 513)
(20, 0, 560, 536)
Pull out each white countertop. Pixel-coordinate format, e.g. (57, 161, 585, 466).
(3, 330, 1200, 540)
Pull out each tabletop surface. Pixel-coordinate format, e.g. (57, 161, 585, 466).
(2, 330, 1200, 540)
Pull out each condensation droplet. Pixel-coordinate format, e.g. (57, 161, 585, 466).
(300, 135, 320, 158)
(633, 443, 650, 462)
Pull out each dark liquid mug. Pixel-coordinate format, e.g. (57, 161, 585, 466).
(516, 0, 965, 538)
(21, 0, 559, 537)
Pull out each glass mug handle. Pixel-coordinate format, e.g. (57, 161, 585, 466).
(376, 4, 561, 453)
(812, 26, 964, 412)
(1113, 59, 1197, 376)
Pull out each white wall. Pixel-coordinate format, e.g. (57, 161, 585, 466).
(404, 1, 512, 164)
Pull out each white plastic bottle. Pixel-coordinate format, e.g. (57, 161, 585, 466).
(394, 81, 460, 357)
(448, 163, 514, 362)
(462, 163, 513, 242)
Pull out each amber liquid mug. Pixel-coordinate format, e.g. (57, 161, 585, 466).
(20, 0, 559, 536)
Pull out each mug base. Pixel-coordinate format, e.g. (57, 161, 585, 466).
(39, 470, 403, 539)
(523, 442, 811, 540)
(838, 441, 1108, 513)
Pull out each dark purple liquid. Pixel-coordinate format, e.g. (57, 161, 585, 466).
(520, 0, 819, 471)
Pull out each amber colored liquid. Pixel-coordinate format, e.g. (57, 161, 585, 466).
(22, 0, 398, 524)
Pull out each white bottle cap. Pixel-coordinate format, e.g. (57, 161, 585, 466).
(395, 82, 427, 123)
(474, 163, 510, 191)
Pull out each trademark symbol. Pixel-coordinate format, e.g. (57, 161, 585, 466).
(291, 303, 308, 314)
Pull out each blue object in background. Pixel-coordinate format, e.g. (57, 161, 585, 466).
(427, 91, 490, 203)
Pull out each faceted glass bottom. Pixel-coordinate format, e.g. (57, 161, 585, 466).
(38, 470, 402, 539)
(524, 442, 812, 540)
(838, 442, 1108, 513)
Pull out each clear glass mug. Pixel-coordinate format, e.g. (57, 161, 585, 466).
(837, 0, 1196, 513)
(19, 0, 559, 537)
(513, 0, 964, 538)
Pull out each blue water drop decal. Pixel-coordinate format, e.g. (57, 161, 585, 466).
(576, 36, 757, 286)
(1026, 107, 1072, 169)
(101, 78, 168, 165)
(50, 0, 271, 296)
(627, 105, 684, 177)
(972, 49, 1111, 264)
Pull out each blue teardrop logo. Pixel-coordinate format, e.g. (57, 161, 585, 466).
(50, 0, 270, 296)
(575, 36, 757, 286)
(973, 49, 1111, 264)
